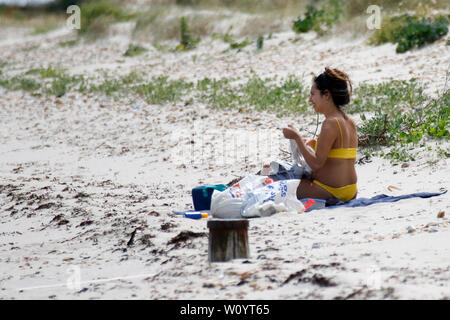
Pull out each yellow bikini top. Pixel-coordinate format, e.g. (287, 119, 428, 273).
(314, 119, 357, 159)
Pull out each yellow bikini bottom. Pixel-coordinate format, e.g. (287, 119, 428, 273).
(313, 180, 357, 202)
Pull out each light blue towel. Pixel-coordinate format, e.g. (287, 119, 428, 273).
(318, 190, 447, 210)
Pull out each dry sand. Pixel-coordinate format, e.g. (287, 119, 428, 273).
(0, 14, 449, 300)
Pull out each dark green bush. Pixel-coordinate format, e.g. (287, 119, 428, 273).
(370, 14, 449, 53)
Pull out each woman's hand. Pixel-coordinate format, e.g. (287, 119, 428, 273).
(282, 124, 301, 140)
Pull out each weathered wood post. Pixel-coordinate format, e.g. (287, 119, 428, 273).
(207, 219, 249, 262)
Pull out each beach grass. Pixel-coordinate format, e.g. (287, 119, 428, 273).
(0, 62, 448, 162)
(348, 79, 427, 114)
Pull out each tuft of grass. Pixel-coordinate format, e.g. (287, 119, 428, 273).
(0, 66, 84, 97)
(134, 76, 194, 104)
(0, 76, 41, 92)
(123, 44, 147, 57)
(25, 66, 65, 78)
(59, 39, 79, 47)
(256, 35, 264, 50)
(176, 16, 200, 51)
(45, 74, 84, 97)
(230, 39, 250, 50)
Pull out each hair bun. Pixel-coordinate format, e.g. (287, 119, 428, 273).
(324, 67, 350, 83)
(314, 67, 352, 107)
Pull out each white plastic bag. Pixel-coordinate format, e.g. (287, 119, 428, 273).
(241, 179, 305, 218)
(289, 139, 312, 173)
(210, 189, 245, 219)
(210, 174, 275, 219)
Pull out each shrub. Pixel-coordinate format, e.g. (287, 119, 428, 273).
(358, 88, 449, 162)
(369, 14, 449, 53)
(293, 0, 344, 34)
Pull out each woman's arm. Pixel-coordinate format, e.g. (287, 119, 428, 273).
(283, 121, 337, 172)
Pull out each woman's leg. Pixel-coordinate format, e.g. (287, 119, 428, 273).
(296, 179, 333, 200)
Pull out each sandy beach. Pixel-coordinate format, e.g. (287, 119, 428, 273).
(0, 2, 449, 300)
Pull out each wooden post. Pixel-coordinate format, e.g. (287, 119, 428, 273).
(207, 219, 249, 262)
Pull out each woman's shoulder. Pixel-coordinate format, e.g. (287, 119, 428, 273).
(332, 114, 356, 128)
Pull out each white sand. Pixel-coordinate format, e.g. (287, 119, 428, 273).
(0, 13, 449, 300)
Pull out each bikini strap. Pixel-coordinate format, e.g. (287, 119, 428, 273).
(335, 119, 344, 148)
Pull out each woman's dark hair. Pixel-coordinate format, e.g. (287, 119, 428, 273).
(314, 67, 352, 108)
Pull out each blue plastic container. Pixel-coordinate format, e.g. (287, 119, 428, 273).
(192, 184, 229, 210)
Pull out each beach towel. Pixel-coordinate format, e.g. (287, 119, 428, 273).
(314, 190, 447, 210)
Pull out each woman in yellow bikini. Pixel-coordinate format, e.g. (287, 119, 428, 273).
(282, 67, 358, 202)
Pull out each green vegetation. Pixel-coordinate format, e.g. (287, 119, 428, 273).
(230, 39, 250, 50)
(45, 74, 85, 97)
(134, 76, 194, 104)
(348, 79, 426, 114)
(32, 22, 60, 35)
(79, 0, 135, 35)
(0, 76, 41, 92)
(358, 89, 449, 162)
(195, 75, 310, 115)
(123, 44, 147, 57)
(0, 62, 448, 162)
(0, 66, 84, 97)
(59, 39, 79, 47)
(44, 0, 85, 12)
(176, 17, 200, 51)
(25, 66, 65, 78)
(293, 0, 344, 34)
(257, 36, 264, 50)
(369, 14, 449, 53)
